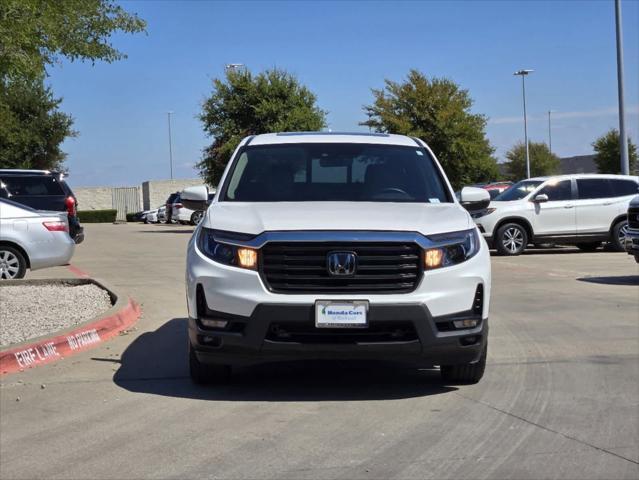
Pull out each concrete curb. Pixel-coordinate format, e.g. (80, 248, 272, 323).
(0, 278, 141, 376)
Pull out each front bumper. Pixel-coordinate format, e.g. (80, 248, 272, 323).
(624, 229, 639, 256)
(189, 303, 487, 367)
(186, 229, 491, 367)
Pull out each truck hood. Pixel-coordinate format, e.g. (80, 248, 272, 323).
(203, 202, 472, 236)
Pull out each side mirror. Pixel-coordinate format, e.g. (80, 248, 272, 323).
(181, 185, 209, 211)
(460, 186, 491, 212)
(533, 193, 549, 203)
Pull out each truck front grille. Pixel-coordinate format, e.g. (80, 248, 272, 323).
(628, 207, 639, 229)
(260, 242, 423, 294)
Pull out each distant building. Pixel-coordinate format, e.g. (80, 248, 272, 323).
(497, 153, 598, 179)
(559, 154, 597, 174)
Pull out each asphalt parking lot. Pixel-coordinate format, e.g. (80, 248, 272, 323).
(1, 223, 638, 479)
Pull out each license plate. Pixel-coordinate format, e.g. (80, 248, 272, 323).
(315, 300, 368, 328)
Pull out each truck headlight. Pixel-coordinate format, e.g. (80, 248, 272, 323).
(197, 228, 258, 270)
(424, 229, 480, 270)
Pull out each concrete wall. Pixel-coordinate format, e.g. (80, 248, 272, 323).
(74, 187, 116, 211)
(73, 178, 208, 211)
(142, 179, 207, 210)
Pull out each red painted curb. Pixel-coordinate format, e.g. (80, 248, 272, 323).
(0, 297, 141, 376)
(67, 264, 90, 278)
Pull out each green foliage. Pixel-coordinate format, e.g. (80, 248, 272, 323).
(0, 0, 145, 171)
(361, 70, 498, 189)
(78, 209, 117, 223)
(198, 68, 327, 185)
(504, 141, 560, 180)
(0, 78, 76, 170)
(592, 129, 637, 174)
(0, 0, 146, 81)
(126, 212, 137, 222)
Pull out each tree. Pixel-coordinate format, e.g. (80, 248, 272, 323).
(0, 78, 75, 170)
(504, 141, 560, 180)
(198, 68, 327, 185)
(361, 70, 498, 189)
(0, 0, 146, 81)
(592, 129, 637, 174)
(0, 0, 145, 170)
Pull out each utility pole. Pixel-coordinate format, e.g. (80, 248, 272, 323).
(514, 69, 534, 178)
(548, 110, 553, 155)
(614, 0, 629, 175)
(167, 111, 174, 180)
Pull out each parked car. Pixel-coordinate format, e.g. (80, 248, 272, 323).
(0, 198, 75, 279)
(131, 210, 149, 222)
(144, 207, 160, 224)
(483, 181, 513, 193)
(0, 169, 84, 244)
(157, 205, 167, 223)
(173, 191, 215, 225)
(164, 192, 179, 224)
(624, 195, 639, 263)
(470, 181, 513, 200)
(472, 174, 639, 255)
(484, 182, 513, 200)
(183, 132, 491, 385)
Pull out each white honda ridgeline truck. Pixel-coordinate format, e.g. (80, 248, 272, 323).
(182, 132, 492, 384)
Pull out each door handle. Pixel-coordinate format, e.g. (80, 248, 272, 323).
(564, 205, 574, 209)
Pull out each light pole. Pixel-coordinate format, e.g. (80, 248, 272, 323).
(225, 63, 245, 72)
(547, 110, 553, 155)
(167, 111, 174, 180)
(614, 0, 629, 175)
(514, 69, 534, 178)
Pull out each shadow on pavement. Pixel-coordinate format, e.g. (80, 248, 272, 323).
(490, 246, 618, 256)
(111, 318, 457, 401)
(577, 275, 639, 286)
(138, 229, 194, 234)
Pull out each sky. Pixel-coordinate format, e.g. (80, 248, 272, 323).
(46, 0, 639, 188)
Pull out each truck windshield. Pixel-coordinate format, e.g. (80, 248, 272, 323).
(495, 180, 543, 201)
(222, 143, 451, 203)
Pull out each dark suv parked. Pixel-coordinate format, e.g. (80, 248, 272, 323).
(164, 192, 179, 224)
(0, 170, 84, 243)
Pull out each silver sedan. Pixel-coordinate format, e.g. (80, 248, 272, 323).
(0, 198, 76, 279)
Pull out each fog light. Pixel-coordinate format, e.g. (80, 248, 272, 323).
(198, 335, 222, 347)
(460, 335, 479, 346)
(200, 318, 228, 329)
(453, 319, 478, 329)
(424, 248, 444, 269)
(237, 248, 258, 269)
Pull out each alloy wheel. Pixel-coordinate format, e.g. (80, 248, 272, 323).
(192, 211, 204, 225)
(0, 251, 20, 279)
(503, 227, 524, 254)
(618, 222, 628, 245)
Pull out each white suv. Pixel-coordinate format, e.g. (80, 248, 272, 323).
(183, 132, 492, 384)
(473, 174, 639, 255)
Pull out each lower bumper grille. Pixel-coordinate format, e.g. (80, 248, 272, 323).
(265, 321, 418, 344)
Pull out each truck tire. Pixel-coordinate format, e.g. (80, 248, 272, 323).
(610, 220, 628, 252)
(189, 343, 230, 385)
(495, 223, 528, 256)
(440, 342, 487, 384)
